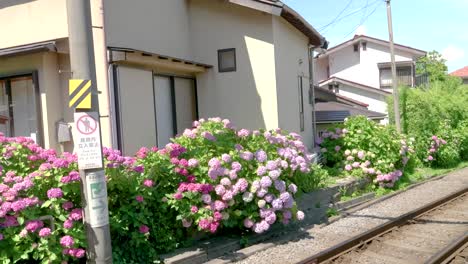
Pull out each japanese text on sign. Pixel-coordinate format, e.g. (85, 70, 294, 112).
(74, 112, 103, 170)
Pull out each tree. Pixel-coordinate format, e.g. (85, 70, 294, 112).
(416, 50, 448, 83)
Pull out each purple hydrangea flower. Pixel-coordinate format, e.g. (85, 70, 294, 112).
(221, 154, 231, 163)
(268, 170, 280, 180)
(266, 160, 278, 171)
(274, 180, 286, 192)
(260, 176, 272, 188)
(47, 188, 63, 199)
(257, 166, 267, 176)
(288, 184, 298, 194)
(255, 150, 267, 162)
(240, 151, 254, 161)
(272, 199, 283, 210)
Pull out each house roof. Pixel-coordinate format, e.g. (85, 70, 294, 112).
(315, 101, 386, 124)
(450, 66, 468, 78)
(315, 86, 369, 108)
(321, 35, 426, 58)
(0, 40, 57, 58)
(318, 76, 392, 96)
(228, 0, 325, 47)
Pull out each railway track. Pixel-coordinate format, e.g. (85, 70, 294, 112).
(298, 187, 468, 264)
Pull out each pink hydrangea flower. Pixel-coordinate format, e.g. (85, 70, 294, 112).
(191, 206, 198, 213)
(139, 225, 150, 234)
(47, 188, 63, 199)
(60, 235, 75, 248)
(64, 219, 73, 229)
(69, 208, 83, 221)
(136, 195, 144, 202)
(39, 228, 51, 237)
(143, 179, 154, 188)
(345, 164, 352, 171)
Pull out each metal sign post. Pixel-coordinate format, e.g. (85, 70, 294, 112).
(66, 0, 112, 263)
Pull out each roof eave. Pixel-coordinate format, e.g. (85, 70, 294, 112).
(228, 0, 325, 47)
(280, 4, 324, 46)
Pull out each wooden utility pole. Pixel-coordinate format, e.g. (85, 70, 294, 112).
(386, 0, 401, 132)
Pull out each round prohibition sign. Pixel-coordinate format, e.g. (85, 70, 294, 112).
(77, 114, 98, 135)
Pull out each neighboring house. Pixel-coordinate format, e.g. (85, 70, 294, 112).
(450, 66, 468, 84)
(0, 0, 327, 154)
(314, 34, 426, 116)
(314, 87, 386, 133)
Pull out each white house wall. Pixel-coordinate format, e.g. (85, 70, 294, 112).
(0, 0, 68, 49)
(104, 0, 193, 60)
(314, 57, 329, 84)
(272, 16, 314, 149)
(358, 41, 415, 87)
(328, 41, 416, 88)
(337, 84, 388, 114)
(189, 0, 279, 130)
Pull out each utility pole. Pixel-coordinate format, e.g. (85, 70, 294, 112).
(66, 0, 112, 263)
(386, 0, 401, 132)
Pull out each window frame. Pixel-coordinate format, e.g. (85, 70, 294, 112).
(218, 48, 237, 73)
(0, 72, 43, 146)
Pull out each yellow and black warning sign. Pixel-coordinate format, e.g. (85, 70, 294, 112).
(69, 79, 92, 109)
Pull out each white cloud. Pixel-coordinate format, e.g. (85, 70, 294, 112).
(355, 25, 367, 36)
(442, 45, 465, 62)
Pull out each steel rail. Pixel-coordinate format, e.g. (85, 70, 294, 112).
(296, 187, 468, 264)
(425, 232, 468, 264)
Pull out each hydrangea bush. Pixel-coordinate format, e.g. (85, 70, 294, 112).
(165, 118, 312, 234)
(318, 116, 416, 187)
(1, 118, 315, 263)
(0, 136, 85, 263)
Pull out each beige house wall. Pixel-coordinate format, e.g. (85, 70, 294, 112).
(189, 0, 279, 130)
(272, 17, 314, 149)
(0, 52, 64, 150)
(0, 0, 68, 49)
(104, 0, 192, 60)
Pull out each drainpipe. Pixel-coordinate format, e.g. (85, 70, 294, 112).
(309, 38, 328, 156)
(308, 45, 317, 153)
(91, 0, 112, 148)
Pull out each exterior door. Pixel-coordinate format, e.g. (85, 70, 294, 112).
(0, 75, 40, 143)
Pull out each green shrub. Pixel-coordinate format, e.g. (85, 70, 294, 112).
(292, 164, 329, 193)
(318, 116, 415, 187)
(390, 82, 468, 166)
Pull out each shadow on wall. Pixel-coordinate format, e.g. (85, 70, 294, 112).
(329, 45, 361, 76)
(0, 0, 36, 9)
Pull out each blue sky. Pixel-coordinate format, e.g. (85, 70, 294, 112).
(282, 0, 467, 72)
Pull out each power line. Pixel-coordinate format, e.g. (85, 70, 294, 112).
(359, 0, 370, 25)
(319, 0, 381, 34)
(318, 0, 354, 31)
(338, 0, 382, 42)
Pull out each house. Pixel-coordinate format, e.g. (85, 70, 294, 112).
(314, 34, 426, 117)
(314, 87, 386, 133)
(0, 0, 327, 155)
(450, 66, 468, 84)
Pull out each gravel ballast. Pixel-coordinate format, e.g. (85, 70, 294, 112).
(234, 168, 468, 264)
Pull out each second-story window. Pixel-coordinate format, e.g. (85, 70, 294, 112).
(379, 66, 413, 88)
(362, 42, 367, 51)
(353, 44, 359, 52)
(218, 48, 236, 73)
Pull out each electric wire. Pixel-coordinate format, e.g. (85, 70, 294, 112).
(319, 0, 381, 34)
